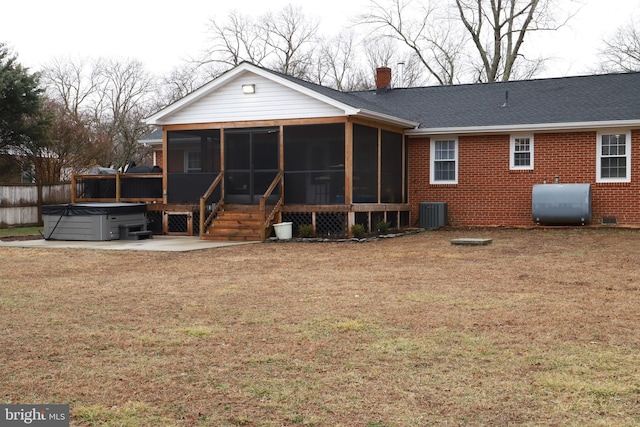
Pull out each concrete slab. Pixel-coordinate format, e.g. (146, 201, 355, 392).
(451, 238, 493, 246)
(0, 236, 256, 252)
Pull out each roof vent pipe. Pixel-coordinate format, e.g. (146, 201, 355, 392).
(397, 62, 405, 88)
(502, 90, 509, 107)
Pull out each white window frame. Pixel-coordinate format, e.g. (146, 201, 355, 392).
(596, 130, 631, 183)
(185, 151, 202, 173)
(430, 137, 458, 184)
(510, 134, 534, 170)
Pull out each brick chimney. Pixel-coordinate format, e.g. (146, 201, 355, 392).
(375, 67, 392, 93)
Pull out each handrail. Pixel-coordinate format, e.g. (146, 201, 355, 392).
(199, 171, 225, 238)
(72, 171, 163, 203)
(259, 171, 284, 241)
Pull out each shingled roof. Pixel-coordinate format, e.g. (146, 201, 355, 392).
(275, 67, 640, 133)
(148, 63, 640, 133)
(349, 72, 640, 132)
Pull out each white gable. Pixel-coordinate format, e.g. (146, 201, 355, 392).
(153, 71, 347, 125)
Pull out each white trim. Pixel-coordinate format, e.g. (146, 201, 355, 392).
(145, 62, 417, 128)
(353, 110, 419, 129)
(596, 130, 631, 183)
(430, 137, 458, 184)
(140, 138, 162, 148)
(510, 134, 534, 170)
(406, 119, 640, 136)
(185, 151, 202, 173)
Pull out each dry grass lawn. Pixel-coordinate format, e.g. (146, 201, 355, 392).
(1, 228, 640, 426)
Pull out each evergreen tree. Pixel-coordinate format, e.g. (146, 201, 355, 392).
(0, 43, 47, 150)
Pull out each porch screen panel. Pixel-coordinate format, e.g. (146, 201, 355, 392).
(353, 124, 378, 203)
(381, 130, 403, 203)
(166, 129, 221, 203)
(283, 123, 345, 204)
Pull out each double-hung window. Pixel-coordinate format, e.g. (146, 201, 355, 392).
(185, 151, 202, 173)
(510, 135, 534, 170)
(597, 131, 631, 183)
(430, 138, 458, 184)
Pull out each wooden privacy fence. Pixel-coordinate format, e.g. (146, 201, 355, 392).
(0, 184, 71, 227)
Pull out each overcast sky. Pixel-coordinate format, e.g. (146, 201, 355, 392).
(1, 0, 639, 80)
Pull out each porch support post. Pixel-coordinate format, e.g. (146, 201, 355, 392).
(402, 134, 407, 204)
(279, 124, 284, 207)
(71, 172, 76, 203)
(377, 128, 382, 203)
(220, 128, 225, 198)
(162, 128, 168, 205)
(345, 121, 354, 235)
(115, 171, 121, 202)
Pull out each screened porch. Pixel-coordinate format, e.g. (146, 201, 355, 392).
(163, 120, 410, 238)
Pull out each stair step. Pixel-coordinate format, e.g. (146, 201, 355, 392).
(202, 205, 273, 241)
(207, 226, 261, 234)
(201, 234, 262, 242)
(217, 215, 262, 223)
(119, 223, 153, 240)
(218, 211, 262, 219)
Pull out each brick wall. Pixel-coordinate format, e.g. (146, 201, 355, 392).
(407, 130, 640, 227)
(167, 150, 184, 173)
(154, 150, 163, 168)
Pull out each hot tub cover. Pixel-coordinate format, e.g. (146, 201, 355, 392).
(42, 203, 148, 216)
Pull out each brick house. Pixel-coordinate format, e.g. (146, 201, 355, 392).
(144, 62, 640, 239)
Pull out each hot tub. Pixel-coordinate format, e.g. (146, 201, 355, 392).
(42, 203, 148, 241)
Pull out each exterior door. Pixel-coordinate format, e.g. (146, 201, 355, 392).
(225, 128, 279, 204)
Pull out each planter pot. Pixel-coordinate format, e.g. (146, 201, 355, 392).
(273, 222, 293, 240)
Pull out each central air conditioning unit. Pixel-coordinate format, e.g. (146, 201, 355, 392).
(419, 202, 448, 230)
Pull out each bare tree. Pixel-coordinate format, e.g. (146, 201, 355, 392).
(156, 62, 218, 107)
(360, 0, 573, 84)
(261, 5, 319, 78)
(598, 19, 640, 73)
(204, 10, 271, 68)
(42, 57, 157, 169)
(41, 57, 101, 120)
(29, 98, 105, 183)
(92, 58, 156, 168)
(313, 30, 371, 91)
(201, 5, 319, 80)
(454, 0, 570, 82)
(358, 0, 466, 84)
(363, 38, 426, 87)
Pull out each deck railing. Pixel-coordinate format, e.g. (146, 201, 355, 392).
(71, 171, 163, 203)
(198, 172, 225, 238)
(259, 171, 284, 241)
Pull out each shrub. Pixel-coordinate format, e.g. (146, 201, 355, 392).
(351, 223, 366, 238)
(298, 224, 315, 238)
(377, 220, 391, 234)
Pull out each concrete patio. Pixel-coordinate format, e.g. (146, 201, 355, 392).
(0, 236, 256, 252)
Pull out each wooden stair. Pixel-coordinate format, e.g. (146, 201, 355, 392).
(201, 204, 270, 241)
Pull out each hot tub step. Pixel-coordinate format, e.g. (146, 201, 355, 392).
(119, 223, 153, 240)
